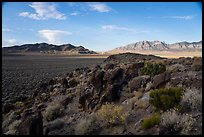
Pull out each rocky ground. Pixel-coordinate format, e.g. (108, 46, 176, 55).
(2, 53, 202, 135)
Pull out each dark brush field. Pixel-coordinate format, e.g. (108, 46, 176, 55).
(2, 54, 105, 104)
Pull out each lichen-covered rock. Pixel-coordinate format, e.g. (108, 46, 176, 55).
(124, 62, 144, 79)
(128, 75, 150, 92)
(152, 72, 170, 89)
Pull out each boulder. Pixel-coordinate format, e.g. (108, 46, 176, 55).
(60, 78, 68, 88)
(16, 111, 43, 135)
(104, 63, 114, 70)
(128, 75, 150, 92)
(89, 70, 105, 92)
(104, 67, 124, 84)
(152, 72, 170, 89)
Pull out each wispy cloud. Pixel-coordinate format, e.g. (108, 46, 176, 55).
(38, 29, 72, 44)
(101, 25, 151, 34)
(2, 28, 11, 32)
(101, 25, 135, 32)
(163, 15, 194, 20)
(88, 2, 111, 13)
(70, 12, 80, 16)
(19, 2, 66, 20)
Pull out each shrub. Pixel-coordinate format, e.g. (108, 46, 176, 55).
(75, 118, 93, 135)
(149, 87, 183, 111)
(45, 118, 65, 134)
(43, 103, 64, 122)
(159, 109, 196, 135)
(68, 79, 78, 88)
(180, 88, 202, 113)
(95, 103, 129, 127)
(141, 113, 160, 129)
(192, 57, 202, 71)
(140, 62, 166, 77)
(167, 63, 186, 73)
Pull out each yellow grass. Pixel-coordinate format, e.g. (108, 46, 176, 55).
(107, 50, 202, 58)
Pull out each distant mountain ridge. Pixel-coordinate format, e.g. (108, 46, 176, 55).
(2, 43, 97, 54)
(115, 40, 202, 51)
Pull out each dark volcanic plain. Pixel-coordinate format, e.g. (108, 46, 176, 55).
(2, 54, 105, 104)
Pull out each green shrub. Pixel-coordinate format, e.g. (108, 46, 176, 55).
(68, 79, 78, 88)
(149, 87, 183, 111)
(140, 62, 166, 77)
(141, 114, 160, 129)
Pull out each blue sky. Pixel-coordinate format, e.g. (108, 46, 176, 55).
(2, 2, 202, 51)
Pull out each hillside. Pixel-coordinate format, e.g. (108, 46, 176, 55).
(2, 53, 202, 135)
(115, 40, 202, 51)
(2, 43, 97, 54)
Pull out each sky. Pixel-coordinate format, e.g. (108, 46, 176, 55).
(2, 2, 202, 51)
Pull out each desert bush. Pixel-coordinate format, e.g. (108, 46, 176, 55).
(141, 113, 160, 129)
(159, 109, 196, 135)
(167, 63, 186, 73)
(75, 118, 93, 135)
(149, 87, 183, 111)
(192, 57, 202, 71)
(68, 79, 78, 88)
(95, 103, 129, 127)
(45, 118, 65, 134)
(180, 88, 202, 113)
(140, 62, 166, 77)
(43, 103, 64, 122)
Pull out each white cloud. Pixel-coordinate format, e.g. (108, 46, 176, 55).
(2, 39, 20, 47)
(88, 2, 111, 13)
(19, 2, 66, 20)
(38, 29, 72, 44)
(163, 15, 194, 20)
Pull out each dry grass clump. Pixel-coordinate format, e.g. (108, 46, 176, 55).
(160, 109, 196, 135)
(95, 103, 129, 127)
(167, 63, 186, 73)
(75, 118, 93, 135)
(180, 88, 202, 113)
(43, 102, 64, 122)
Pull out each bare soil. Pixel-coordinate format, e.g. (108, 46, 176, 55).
(2, 54, 105, 104)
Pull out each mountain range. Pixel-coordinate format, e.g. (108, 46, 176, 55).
(115, 40, 202, 51)
(2, 43, 97, 54)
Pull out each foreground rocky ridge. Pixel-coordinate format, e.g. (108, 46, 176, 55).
(2, 53, 202, 135)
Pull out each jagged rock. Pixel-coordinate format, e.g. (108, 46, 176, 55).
(124, 62, 144, 79)
(60, 78, 68, 88)
(79, 85, 94, 111)
(16, 111, 43, 135)
(48, 79, 55, 85)
(104, 84, 121, 102)
(128, 75, 150, 92)
(89, 70, 105, 92)
(3, 103, 14, 114)
(40, 83, 48, 91)
(104, 63, 114, 70)
(104, 67, 124, 84)
(152, 72, 170, 89)
(60, 96, 73, 108)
